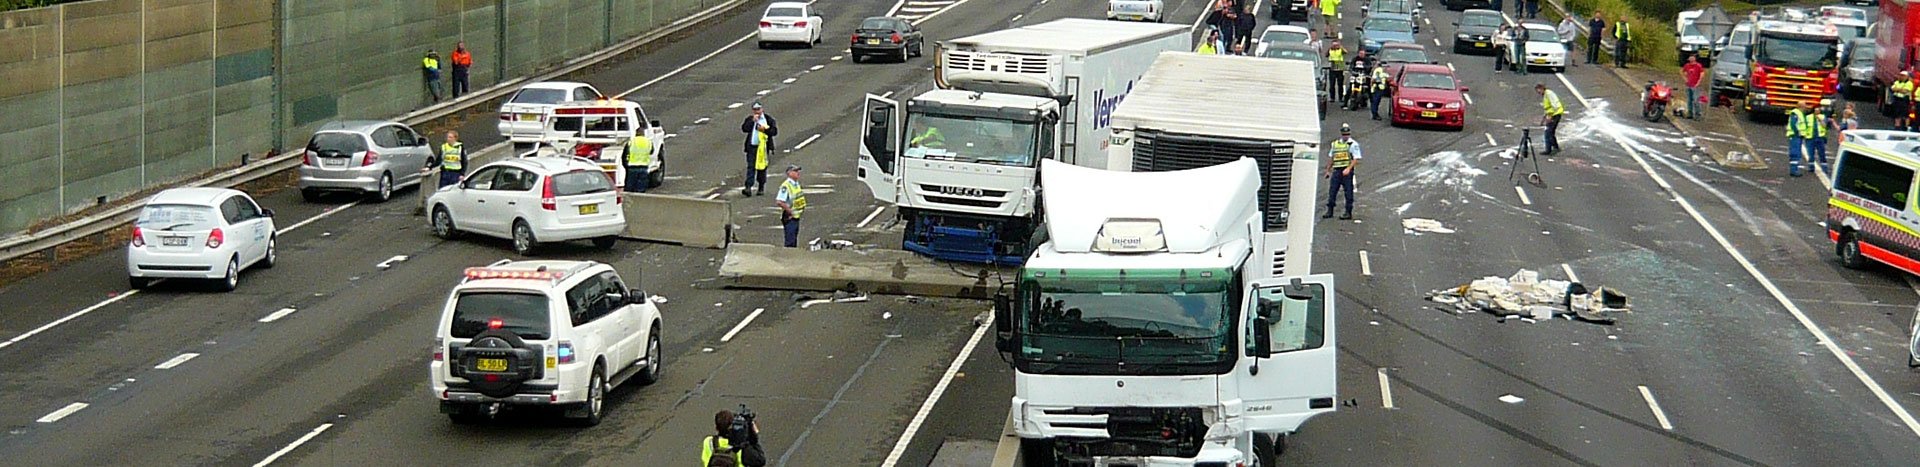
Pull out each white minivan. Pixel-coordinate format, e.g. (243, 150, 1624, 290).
(427, 157, 626, 255)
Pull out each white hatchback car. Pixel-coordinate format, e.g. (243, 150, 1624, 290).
(757, 2, 823, 48)
(497, 82, 604, 144)
(431, 260, 663, 426)
(126, 188, 277, 292)
(1107, 0, 1165, 22)
(427, 156, 626, 255)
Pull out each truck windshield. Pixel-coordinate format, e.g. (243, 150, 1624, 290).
(1015, 274, 1237, 375)
(1753, 35, 1837, 69)
(903, 112, 1039, 167)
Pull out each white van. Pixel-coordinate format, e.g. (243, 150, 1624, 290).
(1827, 130, 1920, 276)
(526, 99, 667, 190)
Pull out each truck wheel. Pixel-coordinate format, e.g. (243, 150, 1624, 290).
(1020, 438, 1056, 467)
(1839, 231, 1870, 269)
(1254, 433, 1284, 466)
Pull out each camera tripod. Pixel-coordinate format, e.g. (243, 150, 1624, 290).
(1508, 127, 1544, 186)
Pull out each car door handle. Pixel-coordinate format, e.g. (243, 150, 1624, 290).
(477, 199, 485, 203)
(507, 201, 516, 205)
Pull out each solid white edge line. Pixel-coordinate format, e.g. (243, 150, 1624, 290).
(1359, 250, 1372, 276)
(793, 133, 824, 150)
(1560, 263, 1581, 283)
(36, 402, 88, 423)
(154, 352, 200, 370)
(1554, 72, 1590, 107)
(1615, 132, 1920, 438)
(720, 308, 766, 343)
(1638, 385, 1674, 430)
(881, 312, 993, 467)
(259, 307, 298, 323)
(1514, 185, 1532, 205)
(0, 289, 140, 351)
(858, 206, 887, 229)
(615, 31, 757, 99)
(277, 201, 361, 234)
(1378, 369, 1395, 409)
(253, 423, 334, 467)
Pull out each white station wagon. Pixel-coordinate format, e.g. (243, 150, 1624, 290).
(427, 157, 626, 255)
(126, 188, 277, 291)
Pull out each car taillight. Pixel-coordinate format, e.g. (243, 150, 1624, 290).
(891, 33, 903, 44)
(362, 150, 379, 166)
(206, 228, 224, 248)
(851, 33, 860, 44)
(499, 112, 512, 121)
(540, 175, 557, 211)
(794, 21, 808, 28)
(303, 150, 315, 166)
(557, 341, 575, 364)
(759, 21, 772, 28)
(433, 337, 445, 362)
(130, 226, 145, 247)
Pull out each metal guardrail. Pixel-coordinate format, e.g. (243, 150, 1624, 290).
(0, 0, 749, 266)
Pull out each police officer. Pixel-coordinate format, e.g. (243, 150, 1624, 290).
(1324, 124, 1361, 220)
(701, 410, 767, 467)
(775, 165, 807, 248)
(1612, 19, 1632, 68)
(1893, 71, 1914, 130)
(1369, 65, 1391, 121)
(439, 130, 466, 188)
(741, 102, 778, 196)
(1327, 42, 1348, 104)
(1786, 102, 1810, 177)
(624, 131, 653, 193)
(1537, 84, 1565, 155)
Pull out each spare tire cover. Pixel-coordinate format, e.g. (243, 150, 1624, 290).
(460, 329, 533, 398)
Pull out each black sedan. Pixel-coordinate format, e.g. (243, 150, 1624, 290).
(851, 16, 923, 63)
(1451, 9, 1502, 55)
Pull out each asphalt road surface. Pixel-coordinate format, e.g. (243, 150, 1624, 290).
(8, 0, 1920, 466)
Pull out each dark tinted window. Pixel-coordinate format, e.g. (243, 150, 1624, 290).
(767, 6, 804, 17)
(1835, 151, 1916, 210)
(511, 88, 568, 104)
(219, 197, 242, 223)
(566, 275, 616, 326)
(859, 18, 897, 30)
(450, 292, 552, 340)
(308, 133, 368, 154)
(551, 170, 613, 196)
(493, 167, 538, 191)
(371, 126, 400, 147)
(232, 196, 262, 220)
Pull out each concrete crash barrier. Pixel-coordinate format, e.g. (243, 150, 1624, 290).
(620, 193, 732, 249)
(718, 243, 1010, 299)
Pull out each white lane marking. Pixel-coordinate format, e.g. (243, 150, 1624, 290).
(1359, 250, 1372, 276)
(858, 206, 887, 229)
(756, 89, 773, 96)
(278, 201, 361, 234)
(1485, 132, 1498, 146)
(253, 423, 333, 467)
(1638, 385, 1674, 430)
(1446, 62, 1455, 72)
(810, 64, 826, 71)
(885, 0, 908, 15)
(154, 352, 200, 370)
(1815, 159, 1833, 187)
(1423, 17, 1432, 26)
(694, 117, 711, 125)
(880, 91, 894, 99)
(720, 308, 766, 343)
(1433, 38, 1442, 46)
(615, 31, 757, 98)
(783, 77, 797, 84)
(1464, 93, 1474, 106)
(375, 255, 407, 269)
(727, 102, 744, 109)
(36, 402, 88, 423)
(793, 133, 824, 150)
(0, 289, 141, 351)
(831, 55, 844, 61)
(1560, 263, 1581, 283)
(1011, 14, 1023, 22)
(1612, 132, 1920, 438)
(1378, 369, 1395, 409)
(1554, 72, 1590, 107)
(1514, 185, 1532, 205)
(881, 312, 993, 467)
(259, 307, 298, 323)
(705, 192, 723, 200)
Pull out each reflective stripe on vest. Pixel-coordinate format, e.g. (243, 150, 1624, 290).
(1330, 140, 1354, 169)
(1372, 69, 1389, 91)
(441, 142, 463, 171)
(1614, 22, 1630, 41)
(782, 178, 807, 218)
(627, 135, 653, 166)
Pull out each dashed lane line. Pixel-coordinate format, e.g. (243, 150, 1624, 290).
(259, 307, 298, 323)
(1359, 250, 1372, 276)
(720, 308, 766, 343)
(35, 402, 88, 423)
(154, 352, 200, 370)
(1560, 263, 1581, 283)
(858, 206, 888, 229)
(794, 133, 824, 150)
(1514, 185, 1532, 205)
(253, 423, 333, 467)
(1638, 385, 1675, 430)
(1486, 132, 1498, 146)
(278, 201, 361, 234)
(1379, 369, 1395, 409)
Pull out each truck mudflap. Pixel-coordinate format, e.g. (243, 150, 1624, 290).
(901, 208, 1035, 266)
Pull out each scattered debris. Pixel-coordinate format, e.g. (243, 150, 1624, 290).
(1402, 218, 1456, 234)
(1427, 269, 1629, 325)
(800, 290, 871, 309)
(808, 238, 856, 251)
(1499, 394, 1525, 404)
(1369, 321, 1380, 326)
(702, 347, 715, 353)
(649, 295, 669, 304)
(882, 311, 893, 320)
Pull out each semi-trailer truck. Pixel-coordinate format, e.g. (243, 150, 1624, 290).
(856, 19, 1190, 265)
(995, 52, 1330, 466)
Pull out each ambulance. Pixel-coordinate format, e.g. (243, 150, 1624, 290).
(1826, 130, 1920, 275)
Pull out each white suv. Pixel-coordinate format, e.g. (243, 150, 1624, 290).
(431, 260, 664, 426)
(427, 156, 627, 255)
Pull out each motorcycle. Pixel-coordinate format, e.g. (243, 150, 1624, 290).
(1643, 80, 1673, 122)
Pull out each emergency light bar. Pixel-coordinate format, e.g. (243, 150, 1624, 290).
(463, 267, 567, 281)
(552, 107, 627, 115)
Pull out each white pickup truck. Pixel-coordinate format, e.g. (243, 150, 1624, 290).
(524, 99, 667, 190)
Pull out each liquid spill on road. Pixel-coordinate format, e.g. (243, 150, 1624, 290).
(1377, 150, 1490, 195)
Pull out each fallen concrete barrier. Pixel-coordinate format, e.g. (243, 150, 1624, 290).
(718, 243, 1010, 299)
(621, 193, 732, 248)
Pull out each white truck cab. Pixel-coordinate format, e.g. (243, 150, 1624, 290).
(430, 260, 664, 426)
(527, 99, 667, 190)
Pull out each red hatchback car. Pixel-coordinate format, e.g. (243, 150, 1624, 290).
(1389, 63, 1469, 130)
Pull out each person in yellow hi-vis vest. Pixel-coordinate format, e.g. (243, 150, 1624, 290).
(422, 49, 443, 103)
(624, 132, 653, 193)
(1321, 0, 1340, 32)
(775, 165, 808, 248)
(740, 102, 778, 196)
(439, 130, 465, 188)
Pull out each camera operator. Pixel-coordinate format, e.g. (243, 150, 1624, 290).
(702, 409, 767, 467)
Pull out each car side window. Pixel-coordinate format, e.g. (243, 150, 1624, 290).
(573, 87, 597, 102)
(494, 168, 535, 191)
(234, 196, 262, 220)
(396, 126, 421, 147)
(218, 197, 242, 224)
(464, 167, 499, 190)
(371, 127, 399, 148)
(566, 275, 605, 326)
(601, 272, 630, 304)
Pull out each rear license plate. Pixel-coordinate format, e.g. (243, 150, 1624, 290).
(518, 114, 538, 121)
(1475, 42, 1488, 47)
(866, 39, 880, 45)
(579, 204, 599, 215)
(322, 158, 347, 168)
(162, 236, 188, 246)
(1420, 110, 1439, 118)
(475, 358, 507, 372)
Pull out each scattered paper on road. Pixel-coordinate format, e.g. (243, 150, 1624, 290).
(1402, 218, 1456, 234)
(1427, 269, 1629, 325)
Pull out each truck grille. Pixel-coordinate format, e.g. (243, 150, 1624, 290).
(944, 50, 1054, 75)
(1758, 71, 1828, 109)
(1133, 131, 1292, 232)
(1041, 406, 1207, 459)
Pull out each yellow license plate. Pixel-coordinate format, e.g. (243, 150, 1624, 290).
(579, 204, 599, 215)
(1475, 42, 1488, 47)
(866, 39, 880, 44)
(518, 114, 538, 121)
(1531, 59, 1548, 64)
(1421, 111, 1438, 118)
(475, 358, 507, 372)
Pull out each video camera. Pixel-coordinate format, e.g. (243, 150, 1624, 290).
(727, 404, 758, 444)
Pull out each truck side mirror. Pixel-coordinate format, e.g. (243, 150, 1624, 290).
(1252, 316, 1273, 356)
(992, 293, 1013, 334)
(650, 119, 662, 129)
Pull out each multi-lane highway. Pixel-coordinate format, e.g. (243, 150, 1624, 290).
(7, 0, 1920, 465)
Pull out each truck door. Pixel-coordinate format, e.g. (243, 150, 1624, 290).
(858, 94, 902, 204)
(1238, 274, 1338, 434)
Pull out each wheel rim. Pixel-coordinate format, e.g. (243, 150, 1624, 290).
(379, 175, 392, 199)
(514, 225, 531, 252)
(226, 259, 238, 288)
(433, 209, 452, 236)
(647, 334, 661, 377)
(267, 238, 276, 264)
(1844, 238, 1860, 260)
(590, 373, 604, 417)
